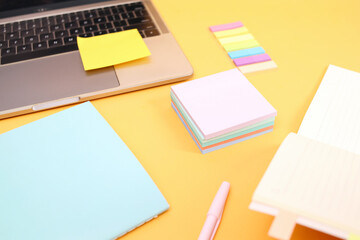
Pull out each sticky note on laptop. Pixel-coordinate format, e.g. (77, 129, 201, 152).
(77, 29, 151, 71)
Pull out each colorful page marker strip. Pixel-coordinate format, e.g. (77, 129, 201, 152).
(210, 21, 277, 73)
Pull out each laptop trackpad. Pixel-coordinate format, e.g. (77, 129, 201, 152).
(0, 52, 119, 112)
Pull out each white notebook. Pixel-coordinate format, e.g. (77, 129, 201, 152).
(250, 65, 360, 240)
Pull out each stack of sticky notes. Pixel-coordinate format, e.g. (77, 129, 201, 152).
(210, 21, 277, 74)
(171, 68, 277, 153)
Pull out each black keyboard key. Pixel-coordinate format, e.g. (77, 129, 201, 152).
(84, 10, 97, 18)
(33, 41, 47, 50)
(79, 19, 93, 26)
(94, 30, 107, 36)
(1, 44, 78, 64)
(21, 29, 35, 37)
(94, 17, 106, 24)
(108, 28, 122, 33)
(113, 20, 127, 27)
(144, 29, 159, 37)
(99, 23, 112, 30)
(125, 3, 144, 11)
(48, 17, 56, 26)
(40, 33, 53, 41)
(84, 25, 98, 32)
(48, 38, 63, 47)
(25, 36, 38, 44)
(1, 47, 15, 56)
(65, 21, 78, 28)
(51, 24, 64, 31)
(55, 15, 66, 24)
(0, 34, 4, 41)
(17, 44, 32, 53)
(128, 17, 151, 25)
(6, 32, 19, 39)
(27, 20, 37, 29)
(9, 38, 22, 47)
(36, 27, 49, 34)
(107, 15, 115, 22)
(62, 14, 70, 23)
(116, 5, 125, 13)
(114, 15, 121, 21)
(97, 9, 106, 16)
(70, 27, 84, 36)
(55, 30, 68, 38)
(64, 36, 76, 45)
(121, 12, 135, 19)
(79, 33, 93, 38)
(0, 41, 7, 48)
(123, 25, 137, 31)
(13, 22, 23, 31)
(70, 12, 84, 21)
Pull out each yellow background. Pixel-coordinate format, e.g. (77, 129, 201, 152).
(1, 0, 360, 239)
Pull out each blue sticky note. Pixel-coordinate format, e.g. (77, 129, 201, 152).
(228, 46, 265, 59)
(0, 102, 169, 240)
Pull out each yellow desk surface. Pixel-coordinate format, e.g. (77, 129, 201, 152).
(1, 0, 360, 239)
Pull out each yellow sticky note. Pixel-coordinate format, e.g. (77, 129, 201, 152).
(214, 27, 248, 38)
(77, 29, 151, 71)
(349, 234, 360, 240)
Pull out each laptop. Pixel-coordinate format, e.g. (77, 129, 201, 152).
(0, 0, 193, 119)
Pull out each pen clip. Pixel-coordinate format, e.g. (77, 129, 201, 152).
(210, 205, 224, 240)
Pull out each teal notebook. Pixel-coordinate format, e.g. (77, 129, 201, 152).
(0, 102, 169, 240)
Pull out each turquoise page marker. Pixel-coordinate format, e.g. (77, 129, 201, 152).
(228, 47, 265, 59)
(0, 102, 169, 240)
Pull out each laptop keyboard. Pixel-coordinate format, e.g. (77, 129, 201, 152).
(0, 2, 160, 65)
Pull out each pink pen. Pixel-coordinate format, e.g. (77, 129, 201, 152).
(198, 181, 231, 240)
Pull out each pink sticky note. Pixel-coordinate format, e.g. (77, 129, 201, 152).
(170, 69, 277, 139)
(233, 53, 271, 66)
(209, 21, 244, 32)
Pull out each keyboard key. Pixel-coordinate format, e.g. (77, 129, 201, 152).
(84, 10, 97, 18)
(26, 20, 36, 29)
(6, 32, 19, 39)
(144, 29, 160, 37)
(64, 36, 76, 45)
(55, 30, 68, 38)
(79, 19, 93, 26)
(25, 36, 38, 44)
(9, 38, 23, 47)
(70, 12, 84, 21)
(94, 30, 107, 36)
(0, 34, 4, 41)
(113, 20, 127, 27)
(65, 21, 78, 28)
(40, 33, 54, 41)
(84, 25, 98, 32)
(1, 47, 15, 56)
(70, 27, 84, 36)
(79, 33, 93, 38)
(128, 17, 151, 25)
(107, 15, 115, 22)
(33, 41, 47, 50)
(125, 2, 144, 11)
(116, 5, 125, 13)
(51, 24, 64, 31)
(49, 38, 63, 47)
(121, 12, 135, 19)
(99, 23, 112, 30)
(94, 17, 106, 24)
(108, 28, 122, 33)
(36, 27, 49, 34)
(0, 41, 7, 48)
(21, 29, 35, 37)
(17, 44, 32, 53)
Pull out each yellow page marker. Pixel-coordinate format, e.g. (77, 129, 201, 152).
(218, 33, 254, 45)
(77, 29, 151, 71)
(268, 211, 297, 240)
(223, 39, 259, 52)
(348, 234, 360, 240)
(214, 27, 248, 38)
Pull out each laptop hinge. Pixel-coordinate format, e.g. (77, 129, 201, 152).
(32, 97, 80, 111)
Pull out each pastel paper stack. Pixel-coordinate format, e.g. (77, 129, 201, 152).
(171, 68, 277, 153)
(210, 21, 277, 74)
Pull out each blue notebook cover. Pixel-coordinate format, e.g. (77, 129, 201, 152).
(0, 102, 169, 240)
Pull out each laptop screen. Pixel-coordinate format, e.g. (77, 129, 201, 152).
(0, 0, 109, 19)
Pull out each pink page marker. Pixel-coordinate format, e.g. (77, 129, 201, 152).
(209, 22, 243, 32)
(198, 181, 231, 240)
(233, 53, 271, 66)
